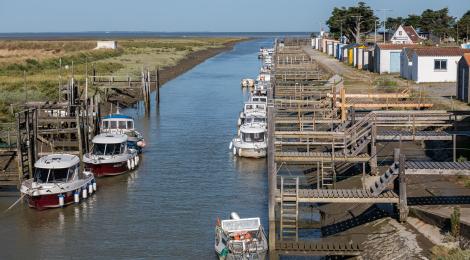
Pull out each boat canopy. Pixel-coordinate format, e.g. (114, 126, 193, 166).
(222, 218, 261, 233)
(35, 154, 80, 169)
(101, 115, 134, 131)
(92, 133, 128, 144)
(240, 124, 265, 134)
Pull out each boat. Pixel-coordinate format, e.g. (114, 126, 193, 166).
(249, 95, 267, 104)
(241, 78, 255, 88)
(101, 112, 146, 153)
(215, 212, 268, 260)
(230, 120, 267, 158)
(253, 80, 269, 96)
(20, 154, 96, 210)
(238, 101, 267, 127)
(83, 133, 139, 177)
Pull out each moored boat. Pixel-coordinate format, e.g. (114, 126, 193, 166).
(241, 78, 255, 88)
(238, 101, 267, 127)
(101, 112, 146, 153)
(20, 154, 96, 210)
(215, 212, 268, 260)
(83, 133, 139, 177)
(230, 121, 267, 158)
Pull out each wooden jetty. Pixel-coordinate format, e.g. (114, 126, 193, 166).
(267, 38, 470, 259)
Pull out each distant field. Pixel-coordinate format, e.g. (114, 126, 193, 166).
(0, 37, 242, 122)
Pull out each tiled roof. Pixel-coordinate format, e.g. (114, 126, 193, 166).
(464, 53, 470, 66)
(414, 47, 470, 57)
(377, 43, 425, 50)
(403, 26, 420, 43)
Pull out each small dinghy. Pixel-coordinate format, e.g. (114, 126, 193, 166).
(215, 212, 268, 260)
(20, 154, 96, 210)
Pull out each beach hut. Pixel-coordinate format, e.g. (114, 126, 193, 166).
(457, 53, 470, 103)
(400, 48, 416, 80)
(368, 47, 375, 72)
(408, 48, 470, 83)
(362, 47, 371, 70)
(374, 44, 418, 74)
(321, 38, 328, 53)
(327, 41, 334, 56)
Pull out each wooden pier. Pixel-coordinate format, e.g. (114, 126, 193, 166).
(267, 38, 470, 259)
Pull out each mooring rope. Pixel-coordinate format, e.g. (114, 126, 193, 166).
(3, 193, 25, 213)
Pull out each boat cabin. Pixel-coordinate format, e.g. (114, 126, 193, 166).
(244, 102, 266, 114)
(33, 154, 80, 184)
(240, 125, 265, 143)
(244, 117, 266, 125)
(91, 134, 128, 156)
(250, 96, 267, 103)
(101, 114, 135, 133)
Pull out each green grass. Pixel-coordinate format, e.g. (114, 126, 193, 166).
(0, 38, 242, 122)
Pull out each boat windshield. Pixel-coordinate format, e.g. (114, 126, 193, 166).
(242, 132, 264, 142)
(246, 117, 265, 124)
(34, 167, 75, 184)
(92, 143, 125, 155)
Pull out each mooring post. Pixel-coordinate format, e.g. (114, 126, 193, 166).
(156, 68, 160, 105)
(16, 112, 23, 181)
(398, 153, 408, 222)
(25, 111, 34, 178)
(76, 106, 83, 161)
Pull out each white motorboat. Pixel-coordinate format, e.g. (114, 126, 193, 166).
(241, 78, 255, 88)
(83, 133, 139, 177)
(20, 154, 95, 210)
(101, 112, 146, 153)
(230, 121, 267, 158)
(238, 101, 266, 127)
(215, 212, 268, 260)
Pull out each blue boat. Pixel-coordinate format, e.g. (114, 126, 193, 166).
(100, 112, 146, 153)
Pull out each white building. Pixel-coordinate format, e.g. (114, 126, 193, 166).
(95, 41, 117, 50)
(374, 44, 417, 74)
(391, 25, 421, 44)
(406, 48, 470, 83)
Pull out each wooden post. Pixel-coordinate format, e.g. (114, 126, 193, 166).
(156, 68, 160, 105)
(76, 107, 83, 161)
(25, 111, 34, 178)
(453, 134, 457, 162)
(267, 103, 276, 254)
(16, 112, 24, 181)
(370, 124, 377, 175)
(398, 153, 408, 222)
(340, 88, 346, 122)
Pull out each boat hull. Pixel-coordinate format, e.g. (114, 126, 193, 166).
(85, 161, 129, 177)
(237, 147, 266, 158)
(27, 191, 76, 210)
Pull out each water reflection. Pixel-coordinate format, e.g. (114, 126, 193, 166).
(0, 38, 273, 259)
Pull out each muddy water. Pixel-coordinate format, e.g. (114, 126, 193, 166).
(0, 39, 272, 259)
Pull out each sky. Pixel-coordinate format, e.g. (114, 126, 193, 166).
(0, 0, 468, 33)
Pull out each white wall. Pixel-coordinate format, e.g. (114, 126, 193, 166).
(96, 41, 117, 49)
(414, 55, 461, 83)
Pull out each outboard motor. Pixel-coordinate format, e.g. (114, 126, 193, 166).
(230, 212, 241, 220)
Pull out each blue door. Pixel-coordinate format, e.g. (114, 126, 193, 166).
(390, 52, 401, 73)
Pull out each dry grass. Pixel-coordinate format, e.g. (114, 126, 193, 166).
(0, 37, 242, 121)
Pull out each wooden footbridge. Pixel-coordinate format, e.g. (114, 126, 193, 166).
(267, 38, 470, 259)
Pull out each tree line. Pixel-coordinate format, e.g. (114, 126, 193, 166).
(326, 2, 470, 43)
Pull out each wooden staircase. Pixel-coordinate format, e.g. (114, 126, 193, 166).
(280, 176, 299, 241)
(369, 162, 400, 196)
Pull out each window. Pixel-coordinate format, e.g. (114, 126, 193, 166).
(103, 121, 109, 129)
(105, 143, 121, 155)
(434, 59, 447, 71)
(398, 31, 402, 36)
(93, 143, 106, 155)
(118, 121, 126, 129)
(127, 121, 133, 129)
(48, 168, 69, 183)
(110, 121, 117, 129)
(34, 168, 50, 183)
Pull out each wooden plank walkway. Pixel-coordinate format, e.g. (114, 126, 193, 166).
(406, 161, 470, 176)
(276, 189, 399, 203)
(377, 130, 453, 141)
(276, 239, 362, 256)
(276, 151, 370, 163)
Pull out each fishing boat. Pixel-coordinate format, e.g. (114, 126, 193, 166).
(237, 101, 267, 127)
(253, 80, 269, 96)
(83, 133, 139, 177)
(249, 95, 267, 104)
(215, 212, 268, 260)
(230, 121, 267, 158)
(101, 112, 146, 153)
(20, 154, 96, 210)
